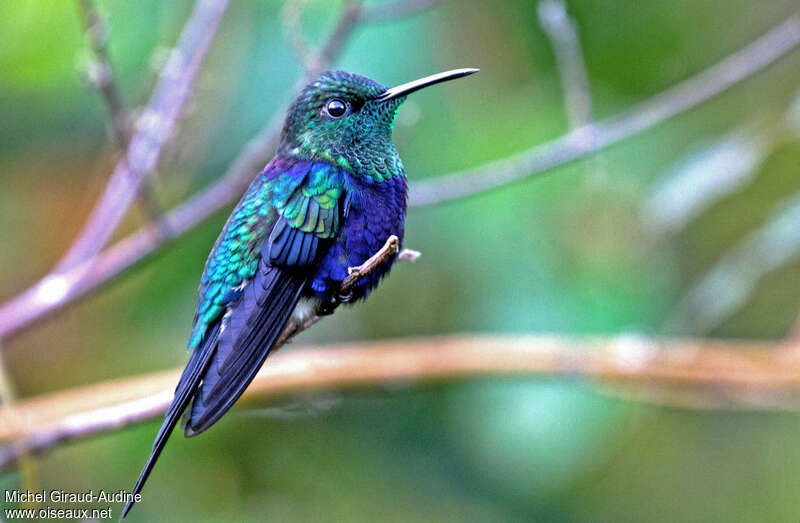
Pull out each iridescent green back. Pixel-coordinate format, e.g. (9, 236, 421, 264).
(188, 159, 345, 348)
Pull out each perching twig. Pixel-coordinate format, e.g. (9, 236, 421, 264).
(1, 15, 799, 340)
(0, 236, 419, 468)
(4, 334, 800, 467)
(341, 235, 400, 294)
(274, 236, 416, 348)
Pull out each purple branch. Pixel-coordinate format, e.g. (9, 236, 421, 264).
(408, 15, 800, 206)
(0, 13, 798, 339)
(56, 0, 229, 272)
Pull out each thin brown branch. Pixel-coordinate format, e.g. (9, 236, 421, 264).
(75, 0, 129, 147)
(340, 235, 400, 294)
(0, 14, 798, 339)
(3, 334, 800, 468)
(408, 15, 800, 206)
(56, 0, 229, 272)
(273, 236, 414, 348)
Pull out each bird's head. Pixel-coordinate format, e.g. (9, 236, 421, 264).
(278, 68, 478, 179)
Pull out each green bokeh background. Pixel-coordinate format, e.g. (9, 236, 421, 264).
(2, 0, 800, 521)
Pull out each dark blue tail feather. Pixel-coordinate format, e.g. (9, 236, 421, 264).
(121, 325, 219, 519)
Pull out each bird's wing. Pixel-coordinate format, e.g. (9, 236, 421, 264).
(184, 160, 347, 434)
(188, 160, 308, 349)
(122, 160, 347, 518)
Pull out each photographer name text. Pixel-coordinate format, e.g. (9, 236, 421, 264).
(4, 489, 140, 504)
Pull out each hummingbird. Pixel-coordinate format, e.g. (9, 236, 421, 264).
(122, 67, 478, 517)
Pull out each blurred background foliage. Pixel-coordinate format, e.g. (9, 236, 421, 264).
(1, 0, 800, 521)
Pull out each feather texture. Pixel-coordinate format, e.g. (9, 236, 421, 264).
(188, 159, 346, 349)
(184, 262, 306, 435)
(124, 157, 348, 515)
(124, 70, 419, 518)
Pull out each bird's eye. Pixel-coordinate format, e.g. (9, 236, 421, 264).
(325, 98, 348, 118)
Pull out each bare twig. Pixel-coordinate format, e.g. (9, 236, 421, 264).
(4, 334, 800, 467)
(361, 0, 441, 22)
(285, 0, 443, 74)
(0, 344, 39, 499)
(273, 235, 415, 348)
(75, 0, 167, 230)
(665, 193, 800, 334)
(56, 0, 229, 272)
(1, 16, 799, 340)
(0, 0, 432, 339)
(315, 1, 364, 74)
(75, 0, 129, 146)
(281, 0, 317, 71)
(537, 0, 593, 128)
(408, 15, 800, 206)
(341, 235, 400, 294)
(537, 0, 608, 184)
(1, 235, 417, 468)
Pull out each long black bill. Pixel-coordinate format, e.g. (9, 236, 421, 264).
(376, 68, 479, 102)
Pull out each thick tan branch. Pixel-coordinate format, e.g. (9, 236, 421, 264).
(2, 335, 800, 468)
